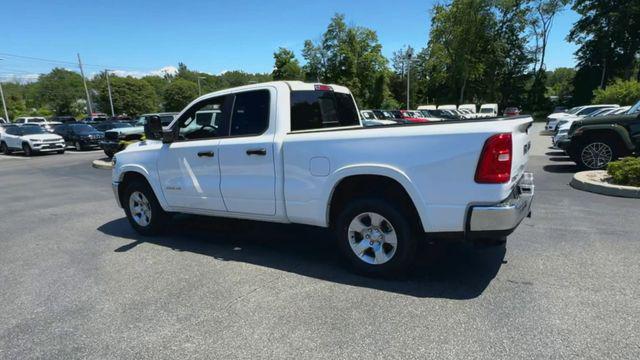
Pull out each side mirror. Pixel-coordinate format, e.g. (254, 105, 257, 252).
(144, 116, 163, 140)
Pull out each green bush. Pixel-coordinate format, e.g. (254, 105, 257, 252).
(592, 79, 640, 106)
(607, 157, 640, 187)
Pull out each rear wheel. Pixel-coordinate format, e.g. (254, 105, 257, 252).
(576, 138, 619, 170)
(0, 142, 11, 155)
(122, 179, 170, 236)
(75, 141, 83, 151)
(335, 197, 417, 277)
(22, 143, 33, 157)
(57, 150, 65, 154)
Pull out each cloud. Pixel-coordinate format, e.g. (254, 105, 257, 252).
(0, 73, 40, 84)
(89, 65, 179, 79)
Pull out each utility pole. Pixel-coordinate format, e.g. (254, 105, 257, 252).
(77, 53, 93, 116)
(406, 47, 413, 110)
(197, 76, 205, 96)
(105, 70, 115, 117)
(0, 58, 9, 122)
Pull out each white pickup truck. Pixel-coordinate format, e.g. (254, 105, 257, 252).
(111, 81, 534, 276)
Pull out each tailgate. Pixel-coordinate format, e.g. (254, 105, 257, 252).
(507, 116, 533, 183)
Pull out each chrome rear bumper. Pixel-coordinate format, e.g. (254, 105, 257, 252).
(468, 172, 534, 234)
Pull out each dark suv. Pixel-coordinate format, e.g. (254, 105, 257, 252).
(53, 123, 104, 151)
(560, 100, 640, 169)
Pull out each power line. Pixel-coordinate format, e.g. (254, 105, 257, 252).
(0, 52, 162, 72)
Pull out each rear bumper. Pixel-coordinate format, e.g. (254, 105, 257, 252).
(466, 172, 534, 238)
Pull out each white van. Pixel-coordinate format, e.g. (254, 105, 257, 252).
(437, 104, 457, 110)
(477, 103, 498, 118)
(417, 105, 436, 110)
(459, 104, 477, 113)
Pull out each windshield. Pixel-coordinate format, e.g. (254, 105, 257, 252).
(361, 111, 375, 119)
(567, 107, 582, 114)
(627, 100, 640, 114)
(21, 126, 47, 135)
(70, 124, 97, 133)
(480, 108, 493, 113)
(27, 118, 46, 123)
(113, 123, 132, 128)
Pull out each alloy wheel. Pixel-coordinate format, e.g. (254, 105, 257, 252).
(347, 212, 398, 265)
(129, 191, 152, 227)
(581, 142, 613, 169)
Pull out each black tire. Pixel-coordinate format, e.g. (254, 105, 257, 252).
(334, 197, 417, 277)
(122, 179, 170, 236)
(75, 141, 83, 151)
(22, 143, 33, 157)
(576, 137, 620, 170)
(57, 150, 65, 154)
(0, 142, 11, 155)
(104, 149, 115, 158)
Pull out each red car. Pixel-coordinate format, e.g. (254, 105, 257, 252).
(504, 107, 521, 116)
(396, 110, 429, 123)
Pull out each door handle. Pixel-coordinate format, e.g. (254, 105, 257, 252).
(197, 151, 215, 157)
(246, 148, 267, 156)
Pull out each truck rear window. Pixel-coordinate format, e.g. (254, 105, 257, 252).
(290, 91, 359, 131)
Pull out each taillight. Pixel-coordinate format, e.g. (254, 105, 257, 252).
(475, 133, 512, 183)
(314, 84, 333, 91)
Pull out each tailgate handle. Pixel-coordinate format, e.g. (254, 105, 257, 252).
(197, 151, 214, 157)
(246, 148, 266, 156)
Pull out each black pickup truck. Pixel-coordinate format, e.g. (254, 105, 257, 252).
(559, 100, 640, 169)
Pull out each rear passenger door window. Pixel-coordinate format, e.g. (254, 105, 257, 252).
(229, 90, 270, 137)
(290, 90, 359, 131)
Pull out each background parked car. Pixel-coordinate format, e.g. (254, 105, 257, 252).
(13, 117, 61, 132)
(53, 123, 104, 151)
(50, 115, 77, 123)
(477, 103, 499, 118)
(1, 124, 65, 156)
(100, 112, 178, 157)
(558, 100, 640, 169)
(504, 107, 521, 116)
(93, 122, 133, 132)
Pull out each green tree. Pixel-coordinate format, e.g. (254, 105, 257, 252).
(95, 74, 158, 116)
(546, 67, 575, 99)
(37, 68, 85, 115)
(592, 79, 640, 105)
(301, 14, 388, 108)
(569, 0, 640, 104)
(163, 79, 199, 111)
(424, 0, 498, 103)
(272, 48, 302, 80)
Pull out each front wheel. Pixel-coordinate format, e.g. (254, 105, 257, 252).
(0, 142, 11, 155)
(75, 141, 83, 151)
(22, 143, 33, 157)
(576, 139, 619, 170)
(122, 180, 170, 236)
(104, 149, 115, 158)
(335, 197, 417, 277)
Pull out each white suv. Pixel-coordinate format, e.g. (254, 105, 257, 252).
(0, 125, 66, 156)
(545, 105, 619, 132)
(13, 117, 61, 133)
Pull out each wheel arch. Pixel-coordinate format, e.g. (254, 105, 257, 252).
(577, 125, 634, 151)
(324, 165, 429, 232)
(117, 166, 169, 211)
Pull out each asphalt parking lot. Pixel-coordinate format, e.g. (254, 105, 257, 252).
(1, 123, 639, 359)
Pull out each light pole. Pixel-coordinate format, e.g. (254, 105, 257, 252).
(105, 69, 115, 117)
(406, 47, 414, 110)
(197, 76, 205, 96)
(0, 58, 9, 122)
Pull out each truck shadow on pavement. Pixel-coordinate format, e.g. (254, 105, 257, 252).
(98, 215, 506, 299)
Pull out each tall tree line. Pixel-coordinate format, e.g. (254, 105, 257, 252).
(2, 2, 639, 120)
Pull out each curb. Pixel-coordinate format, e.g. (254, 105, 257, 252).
(92, 158, 114, 170)
(570, 170, 640, 198)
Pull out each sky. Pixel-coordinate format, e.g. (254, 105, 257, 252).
(1, 0, 580, 82)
